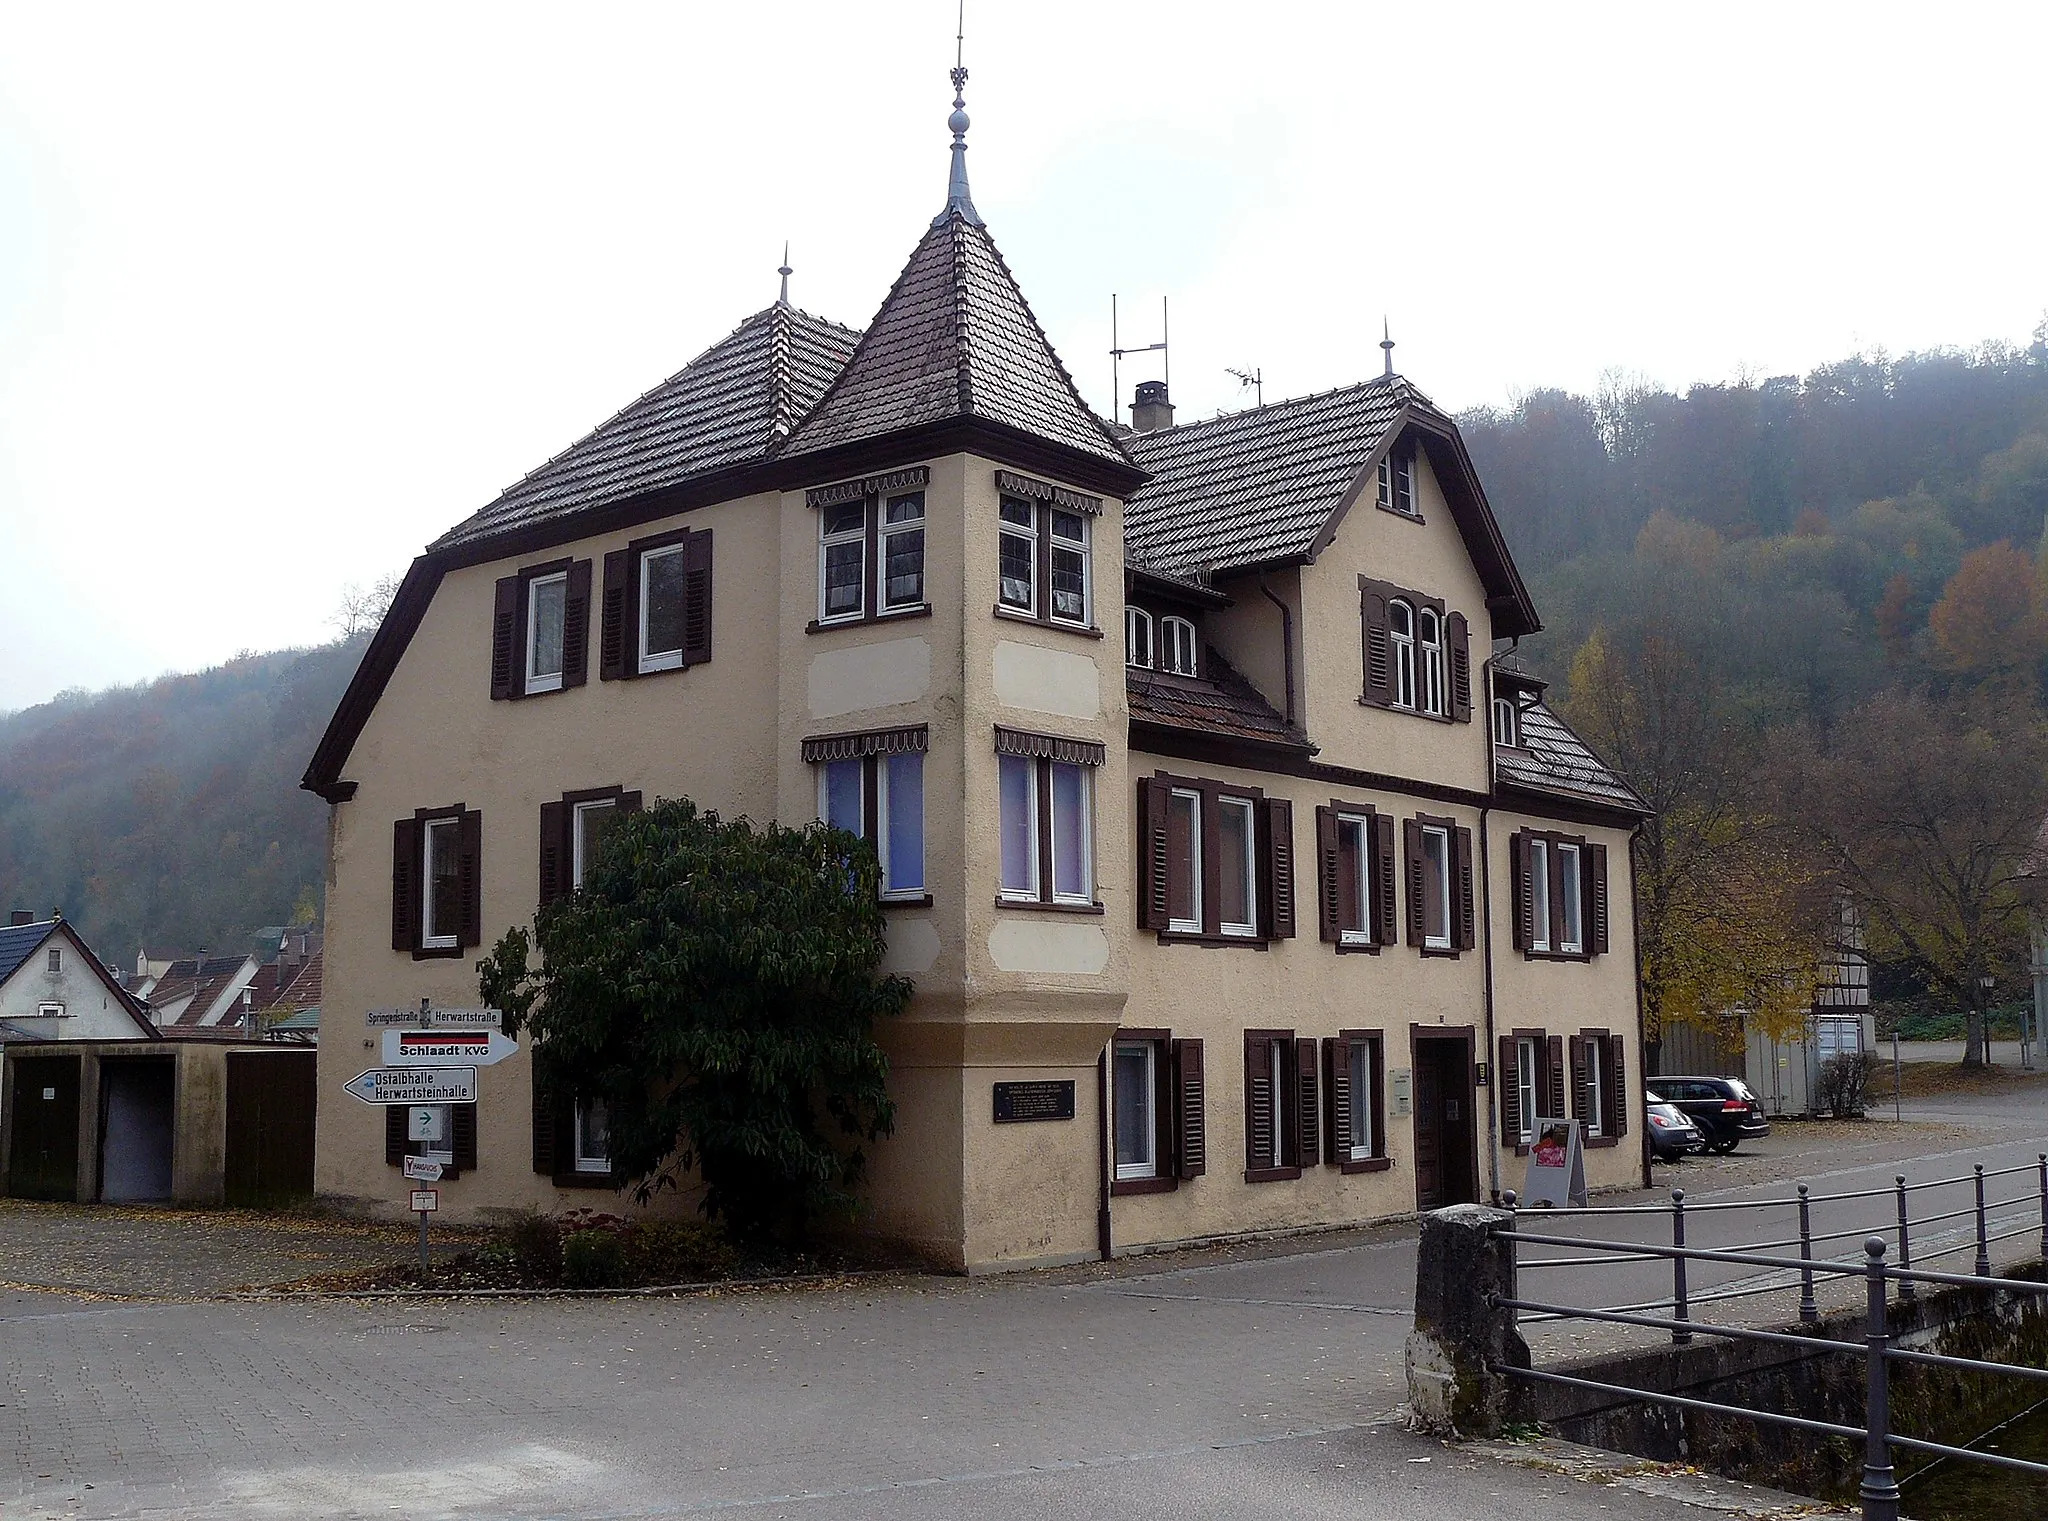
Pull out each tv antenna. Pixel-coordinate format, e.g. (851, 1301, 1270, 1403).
(1225, 366, 1264, 407)
(1110, 294, 1169, 426)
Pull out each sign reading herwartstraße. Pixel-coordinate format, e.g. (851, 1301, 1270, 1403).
(343, 1067, 479, 1105)
(366, 1006, 503, 1029)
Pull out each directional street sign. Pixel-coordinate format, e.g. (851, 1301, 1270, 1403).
(382, 1028, 517, 1068)
(402, 1155, 445, 1183)
(342, 1067, 479, 1105)
(367, 1006, 502, 1029)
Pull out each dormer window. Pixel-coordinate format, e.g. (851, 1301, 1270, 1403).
(1377, 452, 1416, 516)
(1492, 695, 1519, 748)
(1126, 607, 1154, 669)
(1160, 616, 1198, 676)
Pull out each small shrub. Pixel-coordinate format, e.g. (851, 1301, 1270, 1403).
(1814, 1051, 1873, 1117)
(562, 1228, 625, 1289)
(620, 1219, 741, 1284)
(505, 1212, 563, 1283)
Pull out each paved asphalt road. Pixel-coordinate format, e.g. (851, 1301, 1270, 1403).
(4, 1083, 2042, 1521)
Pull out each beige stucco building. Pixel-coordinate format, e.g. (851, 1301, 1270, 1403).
(304, 91, 1650, 1270)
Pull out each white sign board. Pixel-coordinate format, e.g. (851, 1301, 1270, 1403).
(1520, 1117, 1588, 1209)
(410, 1189, 439, 1213)
(343, 1067, 479, 1105)
(402, 1155, 445, 1182)
(367, 1006, 503, 1029)
(382, 1028, 517, 1067)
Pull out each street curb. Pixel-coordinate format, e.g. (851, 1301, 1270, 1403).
(224, 1267, 896, 1302)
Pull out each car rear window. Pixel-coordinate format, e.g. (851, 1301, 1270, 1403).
(1728, 1080, 1757, 1102)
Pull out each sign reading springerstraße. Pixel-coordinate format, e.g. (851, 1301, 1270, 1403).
(342, 1067, 479, 1105)
(366, 1007, 503, 1029)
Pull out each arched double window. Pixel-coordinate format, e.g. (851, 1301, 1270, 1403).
(1160, 616, 1198, 676)
(1416, 607, 1445, 717)
(1126, 607, 1154, 670)
(1388, 600, 1416, 710)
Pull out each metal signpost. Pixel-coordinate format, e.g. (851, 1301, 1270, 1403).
(410, 1188, 438, 1270)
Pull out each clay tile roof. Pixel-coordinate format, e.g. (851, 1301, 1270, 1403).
(1494, 701, 1650, 816)
(779, 208, 1130, 468)
(273, 951, 323, 1011)
(0, 920, 57, 984)
(172, 969, 242, 1027)
(1127, 648, 1306, 749)
(1123, 378, 1417, 578)
(432, 304, 862, 551)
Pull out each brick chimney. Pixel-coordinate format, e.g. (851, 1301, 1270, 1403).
(9, 910, 31, 927)
(1130, 379, 1175, 434)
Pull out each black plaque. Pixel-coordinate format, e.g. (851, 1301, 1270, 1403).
(993, 1080, 1076, 1124)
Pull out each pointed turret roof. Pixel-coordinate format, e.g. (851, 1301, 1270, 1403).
(779, 206, 1132, 475)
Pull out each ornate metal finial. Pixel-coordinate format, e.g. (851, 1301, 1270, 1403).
(1380, 316, 1395, 379)
(778, 242, 792, 306)
(937, 0, 983, 227)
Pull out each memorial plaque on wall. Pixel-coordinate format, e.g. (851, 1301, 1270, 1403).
(993, 1080, 1076, 1123)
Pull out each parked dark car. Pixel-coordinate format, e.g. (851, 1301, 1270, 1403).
(1644, 1076, 1772, 1154)
(1645, 1101, 1706, 1161)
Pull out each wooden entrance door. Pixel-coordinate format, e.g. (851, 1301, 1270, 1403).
(7, 1055, 81, 1201)
(1412, 1036, 1477, 1212)
(225, 1051, 317, 1207)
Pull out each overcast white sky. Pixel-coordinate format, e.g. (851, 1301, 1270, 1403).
(2, 2, 2043, 714)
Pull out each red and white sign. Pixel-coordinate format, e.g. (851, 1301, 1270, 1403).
(409, 1189, 439, 1214)
(382, 1028, 517, 1067)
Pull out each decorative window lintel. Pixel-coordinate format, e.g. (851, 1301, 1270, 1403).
(993, 726, 1106, 768)
(801, 725, 930, 764)
(995, 469, 1102, 516)
(805, 466, 931, 509)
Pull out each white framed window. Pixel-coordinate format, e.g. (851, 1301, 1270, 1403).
(1584, 1036, 1606, 1137)
(1417, 606, 1445, 717)
(573, 1096, 611, 1174)
(1160, 616, 1198, 676)
(1048, 761, 1093, 906)
(818, 501, 867, 622)
(46, 947, 61, 975)
(1422, 824, 1452, 951)
(1337, 812, 1373, 946)
(638, 543, 689, 673)
(571, 798, 618, 890)
(1348, 1039, 1374, 1161)
(998, 753, 1040, 901)
(1113, 1039, 1158, 1180)
(1558, 843, 1584, 955)
(815, 751, 926, 900)
(36, 1002, 65, 1019)
(1125, 607, 1154, 670)
(422, 816, 461, 950)
(524, 570, 568, 695)
(1516, 1035, 1539, 1144)
(1528, 837, 1552, 953)
(1389, 599, 1417, 710)
(1049, 509, 1091, 625)
(1216, 795, 1258, 939)
(1167, 787, 1203, 934)
(879, 493, 926, 612)
(1492, 694, 1519, 747)
(998, 497, 1037, 613)
(413, 1102, 454, 1163)
(1378, 452, 1416, 515)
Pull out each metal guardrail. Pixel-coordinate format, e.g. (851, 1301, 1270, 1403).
(1486, 1157, 2048, 1521)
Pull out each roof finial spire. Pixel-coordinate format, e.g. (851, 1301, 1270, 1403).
(938, 0, 983, 227)
(1380, 317, 1395, 379)
(777, 242, 793, 306)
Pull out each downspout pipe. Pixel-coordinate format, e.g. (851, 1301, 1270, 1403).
(1630, 818, 1652, 1190)
(1479, 653, 1502, 1208)
(1258, 577, 1297, 729)
(1097, 1045, 1113, 1261)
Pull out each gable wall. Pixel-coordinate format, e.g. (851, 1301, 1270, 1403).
(0, 927, 146, 1040)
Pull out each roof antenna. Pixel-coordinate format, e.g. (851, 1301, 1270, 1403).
(1380, 317, 1396, 379)
(938, 0, 982, 226)
(777, 242, 792, 306)
(1110, 294, 1169, 427)
(1226, 366, 1264, 408)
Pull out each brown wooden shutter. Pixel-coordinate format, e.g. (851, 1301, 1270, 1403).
(1361, 584, 1393, 706)
(1367, 1037, 1387, 1156)
(1403, 819, 1426, 947)
(1453, 826, 1476, 951)
(1547, 1034, 1567, 1120)
(531, 1073, 557, 1175)
(1447, 611, 1472, 723)
(1510, 832, 1532, 951)
(1261, 797, 1296, 940)
(1294, 1037, 1319, 1168)
(561, 559, 592, 688)
(1373, 813, 1398, 946)
(682, 529, 714, 666)
(457, 808, 483, 948)
(618, 790, 642, 813)
(1606, 1035, 1628, 1138)
(1587, 842, 1610, 957)
(1173, 1038, 1206, 1179)
(452, 1102, 478, 1172)
(385, 1103, 408, 1165)
(1315, 806, 1340, 943)
(1138, 778, 1171, 930)
(391, 819, 418, 952)
(1244, 1034, 1274, 1171)
(490, 575, 520, 700)
(599, 550, 629, 681)
(538, 802, 568, 907)
(1498, 1036, 1519, 1147)
(1324, 1037, 1352, 1164)
(1569, 1036, 1590, 1122)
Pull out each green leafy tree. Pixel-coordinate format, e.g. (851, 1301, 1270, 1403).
(477, 798, 909, 1239)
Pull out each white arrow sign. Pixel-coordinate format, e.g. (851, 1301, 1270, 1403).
(382, 1028, 518, 1067)
(367, 1006, 503, 1029)
(402, 1155, 445, 1182)
(343, 1067, 479, 1105)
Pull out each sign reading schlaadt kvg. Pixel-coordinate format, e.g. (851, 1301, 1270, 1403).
(382, 1028, 517, 1067)
(343, 1067, 479, 1106)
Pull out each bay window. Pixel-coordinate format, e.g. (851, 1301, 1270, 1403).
(995, 728, 1103, 907)
(801, 727, 929, 901)
(993, 471, 1102, 631)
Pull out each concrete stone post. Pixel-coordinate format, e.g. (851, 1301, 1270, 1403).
(1405, 1204, 1529, 1438)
